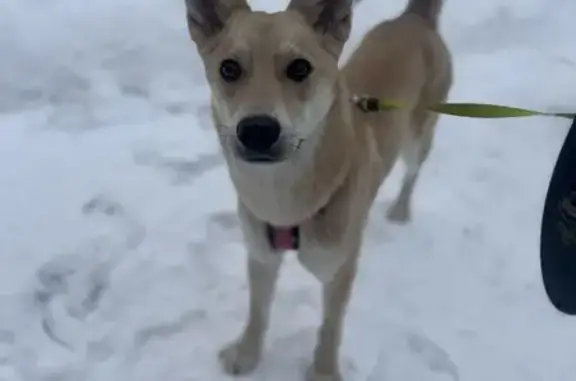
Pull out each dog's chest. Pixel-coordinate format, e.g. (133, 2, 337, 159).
(230, 167, 323, 226)
(271, 211, 355, 283)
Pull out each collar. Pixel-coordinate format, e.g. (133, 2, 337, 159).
(265, 207, 327, 251)
(267, 225, 300, 251)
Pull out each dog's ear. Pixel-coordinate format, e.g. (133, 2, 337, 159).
(287, 0, 353, 55)
(185, 0, 251, 45)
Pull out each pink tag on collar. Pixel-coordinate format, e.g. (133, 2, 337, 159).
(267, 225, 299, 251)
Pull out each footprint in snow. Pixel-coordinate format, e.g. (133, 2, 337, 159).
(0, 330, 15, 366)
(208, 211, 239, 231)
(32, 194, 142, 350)
(34, 249, 111, 350)
(133, 149, 223, 185)
(82, 194, 146, 250)
(368, 330, 459, 381)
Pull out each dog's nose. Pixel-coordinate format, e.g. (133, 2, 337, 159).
(236, 115, 281, 152)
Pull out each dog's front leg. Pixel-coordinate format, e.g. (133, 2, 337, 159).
(298, 240, 360, 381)
(219, 202, 282, 376)
(311, 258, 357, 381)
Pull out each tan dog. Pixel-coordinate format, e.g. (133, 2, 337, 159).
(183, 0, 452, 379)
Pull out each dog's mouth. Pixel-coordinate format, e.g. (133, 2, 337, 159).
(216, 127, 304, 164)
(237, 148, 282, 163)
(236, 138, 304, 163)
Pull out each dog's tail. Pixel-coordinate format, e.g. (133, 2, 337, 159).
(403, 0, 444, 28)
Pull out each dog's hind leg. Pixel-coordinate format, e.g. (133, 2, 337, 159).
(218, 203, 282, 375)
(387, 111, 437, 223)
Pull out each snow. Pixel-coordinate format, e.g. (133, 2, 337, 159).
(1, 0, 576, 380)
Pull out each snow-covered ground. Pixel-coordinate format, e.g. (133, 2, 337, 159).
(2, 0, 576, 380)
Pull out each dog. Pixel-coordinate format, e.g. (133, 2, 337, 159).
(183, 0, 452, 379)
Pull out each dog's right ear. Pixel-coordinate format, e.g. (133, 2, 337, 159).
(185, 0, 251, 45)
(287, 0, 353, 56)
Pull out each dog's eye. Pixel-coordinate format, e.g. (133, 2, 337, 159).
(220, 59, 243, 82)
(286, 58, 313, 82)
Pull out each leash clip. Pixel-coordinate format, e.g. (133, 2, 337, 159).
(352, 94, 382, 113)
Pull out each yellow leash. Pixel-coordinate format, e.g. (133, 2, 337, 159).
(351, 95, 575, 119)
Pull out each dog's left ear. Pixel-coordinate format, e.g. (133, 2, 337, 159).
(185, 0, 251, 47)
(287, 0, 353, 55)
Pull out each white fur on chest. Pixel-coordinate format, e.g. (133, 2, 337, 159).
(228, 157, 312, 226)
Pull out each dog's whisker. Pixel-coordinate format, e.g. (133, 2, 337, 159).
(287, 139, 305, 151)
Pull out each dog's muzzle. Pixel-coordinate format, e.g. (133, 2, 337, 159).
(235, 115, 285, 163)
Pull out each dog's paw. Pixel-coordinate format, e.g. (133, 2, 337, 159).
(305, 366, 342, 381)
(386, 201, 411, 224)
(218, 338, 261, 376)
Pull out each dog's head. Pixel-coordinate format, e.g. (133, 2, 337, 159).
(185, 0, 353, 164)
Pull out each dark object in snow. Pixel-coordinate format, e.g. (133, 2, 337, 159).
(541, 115, 576, 315)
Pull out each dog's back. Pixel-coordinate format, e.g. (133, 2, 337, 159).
(343, 0, 452, 221)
